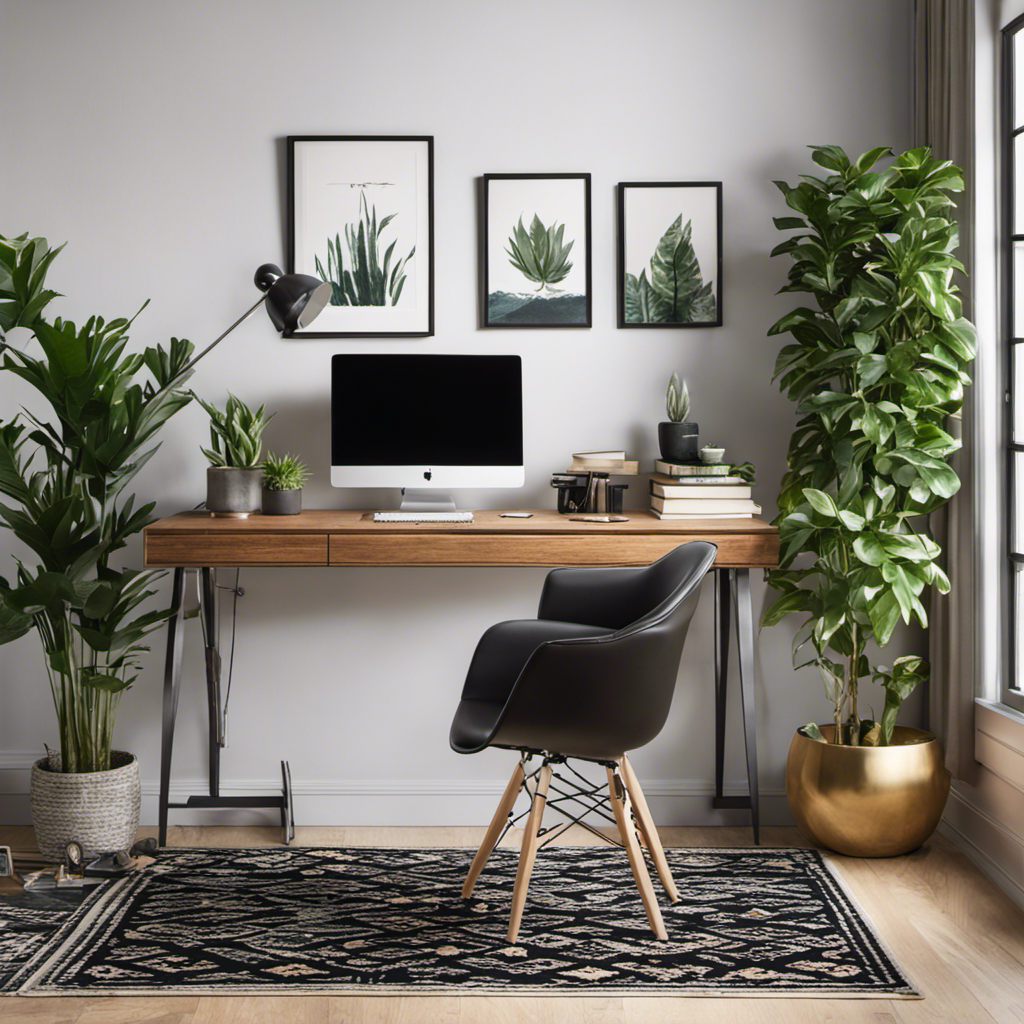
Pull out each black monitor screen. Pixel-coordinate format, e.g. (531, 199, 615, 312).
(331, 354, 523, 466)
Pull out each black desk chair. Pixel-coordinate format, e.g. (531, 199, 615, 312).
(449, 541, 717, 943)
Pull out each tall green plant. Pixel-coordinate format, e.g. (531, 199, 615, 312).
(0, 235, 195, 771)
(314, 191, 414, 306)
(762, 145, 975, 746)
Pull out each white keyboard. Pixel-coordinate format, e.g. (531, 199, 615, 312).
(373, 511, 475, 523)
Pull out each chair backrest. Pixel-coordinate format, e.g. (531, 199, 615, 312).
(492, 542, 717, 760)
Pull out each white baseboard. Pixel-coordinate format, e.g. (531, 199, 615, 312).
(940, 787, 1024, 910)
(0, 752, 790, 828)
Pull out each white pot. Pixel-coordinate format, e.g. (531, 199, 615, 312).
(30, 751, 141, 861)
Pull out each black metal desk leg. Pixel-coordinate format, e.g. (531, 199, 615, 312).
(732, 568, 761, 845)
(713, 569, 731, 801)
(200, 567, 222, 798)
(159, 568, 187, 848)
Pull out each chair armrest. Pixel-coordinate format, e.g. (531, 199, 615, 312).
(537, 566, 648, 629)
(461, 618, 613, 704)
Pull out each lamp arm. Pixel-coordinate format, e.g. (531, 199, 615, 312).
(175, 293, 267, 381)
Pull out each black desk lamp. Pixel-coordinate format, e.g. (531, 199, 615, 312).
(176, 264, 331, 379)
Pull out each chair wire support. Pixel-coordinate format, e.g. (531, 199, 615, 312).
(494, 753, 649, 853)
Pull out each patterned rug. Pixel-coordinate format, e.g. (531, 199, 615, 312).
(3, 846, 915, 997)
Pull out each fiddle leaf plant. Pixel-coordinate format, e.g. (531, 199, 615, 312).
(0, 235, 195, 771)
(762, 144, 975, 746)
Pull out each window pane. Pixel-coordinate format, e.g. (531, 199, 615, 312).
(1015, 347, 1024, 442)
(1016, 31, 1024, 128)
(1015, 452, 1024, 552)
(1015, 244, 1024, 337)
(1016, 134, 1024, 234)
(1016, 569, 1024, 690)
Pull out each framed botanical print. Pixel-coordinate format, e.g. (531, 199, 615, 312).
(618, 181, 722, 328)
(288, 136, 434, 337)
(483, 173, 592, 328)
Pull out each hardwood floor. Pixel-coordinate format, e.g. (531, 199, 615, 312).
(1, 824, 1022, 1024)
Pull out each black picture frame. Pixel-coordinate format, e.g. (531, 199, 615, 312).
(482, 173, 592, 329)
(287, 135, 434, 338)
(617, 181, 723, 329)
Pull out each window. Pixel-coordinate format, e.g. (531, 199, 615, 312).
(1003, 15, 1024, 711)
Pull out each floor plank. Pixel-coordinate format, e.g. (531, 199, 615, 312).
(1, 825, 1022, 1024)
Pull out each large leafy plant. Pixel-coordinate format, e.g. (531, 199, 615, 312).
(625, 216, 716, 324)
(315, 191, 414, 307)
(763, 145, 975, 746)
(0, 233, 195, 772)
(505, 214, 574, 293)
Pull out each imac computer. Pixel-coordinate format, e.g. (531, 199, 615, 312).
(331, 354, 524, 517)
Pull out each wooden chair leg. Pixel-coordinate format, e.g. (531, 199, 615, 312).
(622, 754, 679, 904)
(463, 760, 525, 898)
(507, 762, 552, 944)
(607, 763, 668, 940)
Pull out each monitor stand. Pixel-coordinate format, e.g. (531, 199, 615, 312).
(399, 489, 457, 513)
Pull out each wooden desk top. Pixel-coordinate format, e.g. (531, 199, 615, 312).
(144, 510, 778, 569)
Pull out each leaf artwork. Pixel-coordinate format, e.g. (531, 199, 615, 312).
(505, 214, 575, 295)
(759, 143, 975, 746)
(625, 215, 716, 324)
(314, 190, 414, 306)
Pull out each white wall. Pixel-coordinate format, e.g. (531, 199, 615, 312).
(0, 0, 918, 827)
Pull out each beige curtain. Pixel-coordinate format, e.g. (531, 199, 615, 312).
(915, 0, 978, 779)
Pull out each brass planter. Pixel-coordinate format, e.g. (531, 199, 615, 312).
(785, 725, 951, 857)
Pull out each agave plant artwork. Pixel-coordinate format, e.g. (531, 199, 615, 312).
(625, 215, 717, 325)
(315, 190, 415, 307)
(505, 214, 575, 298)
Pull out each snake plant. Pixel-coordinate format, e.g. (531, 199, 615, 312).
(315, 191, 414, 306)
(665, 373, 691, 422)
(195, 393, 272, 469)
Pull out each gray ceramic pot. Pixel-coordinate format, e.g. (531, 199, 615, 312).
(658, 422, 699, 463)
(206, 467, 262, 517)
(262, 487, 302, 516)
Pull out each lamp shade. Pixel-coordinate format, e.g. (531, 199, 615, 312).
(254, 263, 331, 335)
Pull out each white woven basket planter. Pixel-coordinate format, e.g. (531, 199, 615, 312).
(30, 750, 141, 861)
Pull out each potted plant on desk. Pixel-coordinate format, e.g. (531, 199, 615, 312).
(762, 144, 975, 856)
(658, 372, 698, 463)
(262, 452, 310, 516)
(194, 393, 273, 518)
(0, 233, 195, 859)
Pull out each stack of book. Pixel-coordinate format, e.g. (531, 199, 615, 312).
(650, 460, 761, 519)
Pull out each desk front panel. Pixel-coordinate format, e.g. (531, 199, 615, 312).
(145, 533, 329, 567)
(328, 532, 778, 568)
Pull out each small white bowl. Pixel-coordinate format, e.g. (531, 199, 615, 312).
(700, 447, 726, 464)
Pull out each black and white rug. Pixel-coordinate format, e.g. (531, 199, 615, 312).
(3, 846, 916, 997)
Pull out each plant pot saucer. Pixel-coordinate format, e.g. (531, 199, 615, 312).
(209, 510, 253, 519)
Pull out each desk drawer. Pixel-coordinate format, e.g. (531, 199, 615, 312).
(329, 533, 777, 567)
(145, 533, 329, 566)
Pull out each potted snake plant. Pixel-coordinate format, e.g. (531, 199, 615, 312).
(658, 373, 698, 462)
(763, 145, 975, 856)
(0, 232, 195, 859)
(194, 393, 273, 517)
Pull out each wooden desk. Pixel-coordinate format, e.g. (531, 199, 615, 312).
(144, 510, 779, 845)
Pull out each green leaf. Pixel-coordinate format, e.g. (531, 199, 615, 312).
(803, 488, 838, 518)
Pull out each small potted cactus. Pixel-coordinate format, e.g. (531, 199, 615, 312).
(195, 393, 273, 518)
(658, 372, 698, 463)
(700, 443, 726, 464)
(262, 452, 310, 516)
